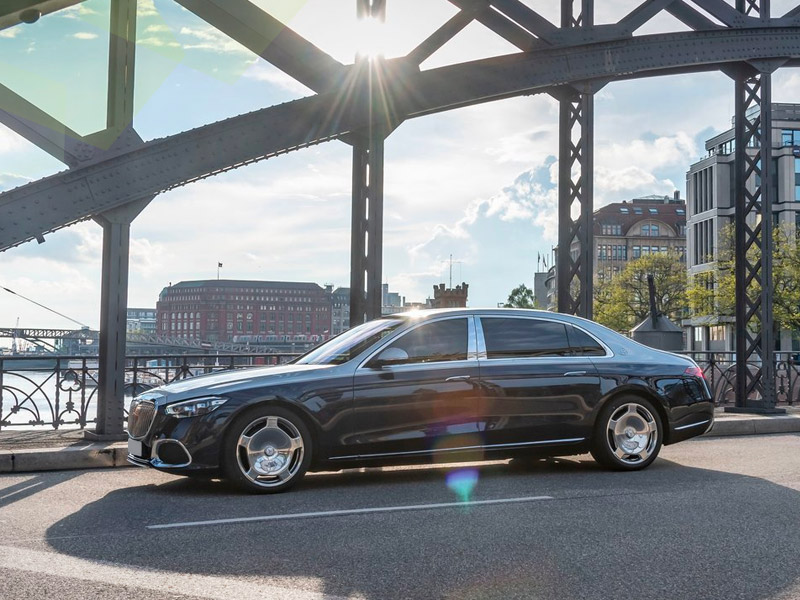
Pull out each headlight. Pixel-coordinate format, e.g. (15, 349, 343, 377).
(164, 396, 228, 418)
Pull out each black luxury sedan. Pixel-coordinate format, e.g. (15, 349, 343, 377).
(127, 309, 713, 493)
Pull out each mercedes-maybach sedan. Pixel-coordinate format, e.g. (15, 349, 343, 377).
(127, 309, 713, 493)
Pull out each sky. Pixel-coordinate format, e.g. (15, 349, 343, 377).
(1, 0, 800, 338)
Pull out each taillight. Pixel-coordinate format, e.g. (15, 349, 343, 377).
(684, 365, 706, 380)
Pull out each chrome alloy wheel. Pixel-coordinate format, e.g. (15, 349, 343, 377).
(605, 403, 659, 465)
(236, 416, 304, 488)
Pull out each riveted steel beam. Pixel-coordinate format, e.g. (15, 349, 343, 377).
(2, 27, 800, 252)
(350, 0, 387, 325)
(0, 83, 83, 167)
(106, 0, 137, 132)
(0, 0, 81, 30)
(731, 0, 780, 413)
(175, 0, 345, 93)
(557, 0, 593, 319)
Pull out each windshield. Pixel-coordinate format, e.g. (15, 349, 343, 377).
(295, 317, 406, 365)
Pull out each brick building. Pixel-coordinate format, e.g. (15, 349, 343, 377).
(431, 282, 469, 308)
(156, 280, 332, 344)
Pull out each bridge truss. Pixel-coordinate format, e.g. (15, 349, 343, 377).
(2, 0, 799, 434)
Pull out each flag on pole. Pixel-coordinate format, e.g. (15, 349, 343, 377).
(218, 262, 223, 268)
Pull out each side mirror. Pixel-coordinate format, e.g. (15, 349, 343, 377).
(369, 347, 409, 368)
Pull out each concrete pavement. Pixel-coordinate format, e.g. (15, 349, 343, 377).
(0, 434, 798, 599)
(0, 406, 798, 474)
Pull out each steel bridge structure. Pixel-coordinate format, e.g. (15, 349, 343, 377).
(1, 0, 799, 435)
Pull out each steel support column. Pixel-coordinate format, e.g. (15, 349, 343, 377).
(730, 0, 781, 413)
(557, 0, 594, 318)
(89, 199, 148, 438)
(350, 133, 384, 325)
(349, 0, 387, 326)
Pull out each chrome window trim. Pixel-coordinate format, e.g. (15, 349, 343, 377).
(357, 315, 477, 371)
(673, 419, 711, 431)
(475, 315, 614, 360)
(150, 439, 193, 468)
(329, 437, 586, 461)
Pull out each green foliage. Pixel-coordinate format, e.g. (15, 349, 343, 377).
(594, 251, 688, 333)
(688, 223, 800, 332)
(505, 284, 537, 309)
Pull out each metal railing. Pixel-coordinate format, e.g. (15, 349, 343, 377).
(681, 351, 798, 406)
(2, 350, 794, 430)
(0, 353, 298, 430)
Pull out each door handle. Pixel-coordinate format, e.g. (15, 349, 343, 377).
(445, 375, 471, 382)
(563, 371, 587, 377)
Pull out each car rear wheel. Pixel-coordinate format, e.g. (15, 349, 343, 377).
(222, 406, 312, 493)
(590, 396, 662, 471)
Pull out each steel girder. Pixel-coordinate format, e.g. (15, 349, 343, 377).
(557, 0, 594, 319)
(349, 0, 387, 326)
(2, 26, 800, 252)
(731, 0, 779, 412)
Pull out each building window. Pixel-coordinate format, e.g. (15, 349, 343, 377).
(633, 207, 643, 215)
(633, 246, 641, 259)
(649, 208, 658, 214)
(620, 207, 629, 214)
(651, 225, 660, 237)
(642, 225, 650, 236)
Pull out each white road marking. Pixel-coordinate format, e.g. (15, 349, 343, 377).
(147, 495, 555, 530)
(0, 544, 351, 600)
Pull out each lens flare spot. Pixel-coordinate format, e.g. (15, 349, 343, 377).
(446, 468, 478, 503)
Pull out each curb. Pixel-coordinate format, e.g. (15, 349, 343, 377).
(2, 417, 799, 474)
(0, 443, 130, 474)
(704, 415, 800, 437)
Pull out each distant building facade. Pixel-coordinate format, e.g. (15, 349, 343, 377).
(126, 308, 157, 334)
(686, 103, 800, 352)
(592, 193, 687, 281)
(431, 283, 468, 308)
(156, 280, 332, 344)
(330, 286, 350, 336)
(543, 194, 687, 309)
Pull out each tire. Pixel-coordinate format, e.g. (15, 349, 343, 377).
(590, 395, 663, 471)
(221, 405, 312, 493)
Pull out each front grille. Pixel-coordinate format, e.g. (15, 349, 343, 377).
(128, 399, 156, 439)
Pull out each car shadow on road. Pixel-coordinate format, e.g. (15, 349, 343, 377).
(45, 456, 800, 600)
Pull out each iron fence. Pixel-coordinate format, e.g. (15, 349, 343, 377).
(681, 351, 798, 407)
(0, 353, 298, 430)
(2, 350, 794, 430)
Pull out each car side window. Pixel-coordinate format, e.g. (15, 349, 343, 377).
(566, 325, 606, 356)
(383, 318, 468, 364)
(481, 318, 571, 358)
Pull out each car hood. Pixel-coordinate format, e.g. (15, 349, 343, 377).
(142, 363, 336, 403)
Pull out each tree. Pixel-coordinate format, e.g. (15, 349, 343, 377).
(505, 284, 537, 308)
(688, 223, 800, 332)
(594, 251, 688, 332)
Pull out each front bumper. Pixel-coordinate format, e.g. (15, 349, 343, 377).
(127, 401, 239, 473)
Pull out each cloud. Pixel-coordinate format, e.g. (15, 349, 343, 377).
(138, 36, 181, 49)
(0, 125, 25, 154)
(144, 24, 171, 34)
(242, 61, 313, 96)
(138, 0, 158, 18)
(59, 5, 99, 19)
(0, 28, 20, 38)
(178, 26, 249, 55)
(72, 32, 98, 40)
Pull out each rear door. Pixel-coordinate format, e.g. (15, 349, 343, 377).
(476, 316, 604, 448)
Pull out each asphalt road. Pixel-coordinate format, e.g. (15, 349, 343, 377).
(0, 434, 799, 600)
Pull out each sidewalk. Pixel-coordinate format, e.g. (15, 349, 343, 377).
(1, 407, 799, 474)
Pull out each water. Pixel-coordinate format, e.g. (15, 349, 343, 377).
(0, 369, 134, 431)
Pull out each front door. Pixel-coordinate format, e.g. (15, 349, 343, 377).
(348, 316, 481, 459)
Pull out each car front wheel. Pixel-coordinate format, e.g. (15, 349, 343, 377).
(590, 396, 662, 471)
(222, 406, 312, 493)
